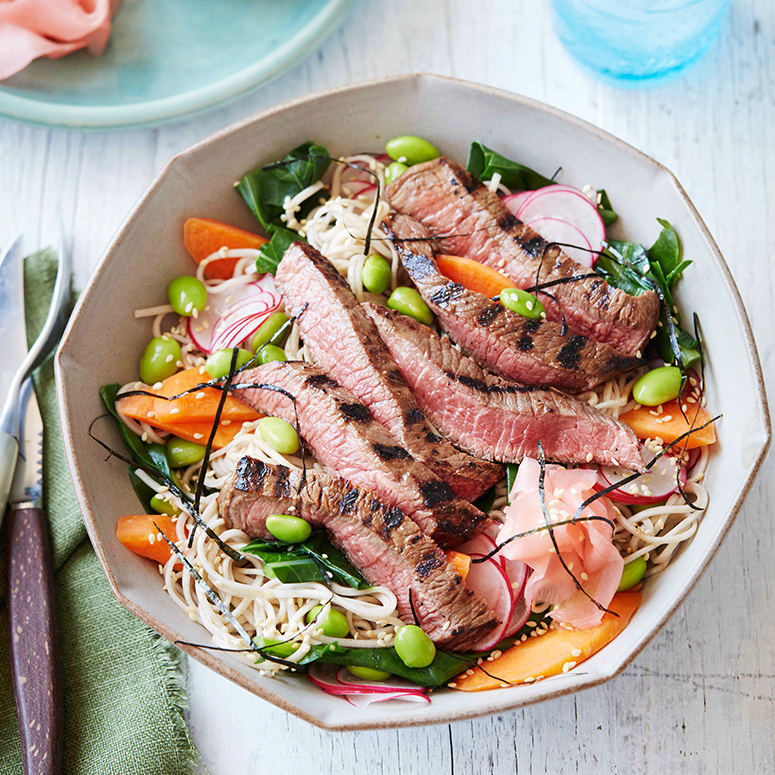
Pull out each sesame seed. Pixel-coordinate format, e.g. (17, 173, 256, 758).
(153, 382, 163, 390)
(193, 433, 204, 440)
(523, 676, 535, 683)
(466, 669, 475, 676)
(562, 661, 577, 673)
(572, 648, 582, 657)
(148, 533, 156, 544)
(611, 458, 619, 466)
(447, 682, 457, 688)
(196, 391, 205, 399)
(222, 420, 231, 426)
(491, 650, 502, 659)
(586, 452, 593, 462)
(170, 407, 180, 414)
(581, 572, 589, 580)
(500, 682, 510, 688)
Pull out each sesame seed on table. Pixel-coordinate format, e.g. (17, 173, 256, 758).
(1, 0, 773, 772)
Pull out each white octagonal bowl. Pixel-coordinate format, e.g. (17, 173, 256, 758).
(55, 74, 770, 730)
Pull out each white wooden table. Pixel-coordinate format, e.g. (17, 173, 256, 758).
(2, 0, 773, 771)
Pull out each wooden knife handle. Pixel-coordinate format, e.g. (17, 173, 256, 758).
(6, 506, 63, 775)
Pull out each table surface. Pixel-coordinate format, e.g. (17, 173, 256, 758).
(2, 1, 773, 772)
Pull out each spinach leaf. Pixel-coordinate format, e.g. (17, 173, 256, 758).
(506, 463, 520, 503)
(648, 218, 691, 287)
(597, 189, 617, 227)
(317, 645, 470, 688)
(255, 225, 300, 275)
(301, 532, 369, 590)
(243, 531, 369, 589)
(473, 485, 497, 514)
(255, 640, 338, 666)
(594, 251, 653, 297)
(236, 141, 331, 274)
(466, 142, 553, 191)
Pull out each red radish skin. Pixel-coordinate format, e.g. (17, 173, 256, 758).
(598, 449, 687, 505)
(502, 191, 533, 213)
(307, 664, 429, 705)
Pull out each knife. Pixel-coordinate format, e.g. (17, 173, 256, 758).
(5, 378, 63, 774)
(0, 234, 70, 775)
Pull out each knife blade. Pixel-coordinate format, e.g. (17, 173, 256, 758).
(0, 234, 26, 407)
(6, 378, 63, 774)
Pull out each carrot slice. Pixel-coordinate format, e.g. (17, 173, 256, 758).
(619, 400, 716, 449)
(445, 550, 472, 581)
(164, 420, 248, 449)
(118, 367, 260, 427)
(116, 514, 181, 565)
(183, 217, 267, 280)
(436, 254, 514, 298)
(453, 592, 641, 691)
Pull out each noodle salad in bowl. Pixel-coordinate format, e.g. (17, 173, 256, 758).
(99, 136, 718, 704)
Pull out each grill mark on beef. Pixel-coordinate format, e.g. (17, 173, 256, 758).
(517, 334, 534, 351)
(557, 335, 587, 370)
(476, 304, 504, 326)
(381, 507, 404, 537)
(338, 401, 372, 423)
(340, 488, 359, 514)
(306, 373, 339, 389)
(405, 407, 425, 424)
(386, 157, 659, 354)
(416, 551, 445, 579)
(372, 442, 412, 461)
(429, 282, 465, 307)
(275, 241, 502, 504)
(218, 460, 498, 649)
(364, 302, 646, 471)
(420, 480, 456, 506)
(272, 466, 291, 499)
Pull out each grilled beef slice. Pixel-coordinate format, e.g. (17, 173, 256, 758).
(231, 361, 490, 547)
(275, 241, 502, 502)
(386, 156, 659, 356)
(218, 457, 498, 650)
(383, 213, 642, 392)
(364, 303, 645, 471)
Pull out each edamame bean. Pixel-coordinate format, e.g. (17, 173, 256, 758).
(306, 606, 350, 638)
(384, 161, 408, 186)
(205, 348, 253, 379)
(347, 666, 392, 681)
(394, 624, 436, 668)
(362, 254, 392, 295)
(256, 344, 288, 364)
(387, 287, 435, 326)
(500, 288, 545, 320)
(168, 275, 207, 317)
(385, 135, 440, 166)
(165, 437, 206, 468)
(266, 514, 312, 544)
(251, 312, 290, 352)
(632, 366, 682, 407)
(150, 494, 179, 516)
(618, 556, 647, 591)
(258, 417, 300, 454)
(139, 336, 181, 385)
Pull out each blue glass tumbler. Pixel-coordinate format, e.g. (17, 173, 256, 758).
(551, 0, 732, 85)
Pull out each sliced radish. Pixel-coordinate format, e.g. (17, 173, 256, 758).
(344, 692, 430, 707)
(187, 274, 280, 354)
(456, 533, 497, 559)
(598, 447, 687, 505)
(504, 591, 532, 639)
(308, 664, 429, 706)
(503, 191, 533, 214)
(525, 217, 595, 268)
(515, 184, 605, 264)
(333, 667, 426, 695)
(466, 553, 514, 652)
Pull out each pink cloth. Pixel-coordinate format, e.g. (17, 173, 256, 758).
(0, 0, 121, 80)
(498, 458, 623, 630)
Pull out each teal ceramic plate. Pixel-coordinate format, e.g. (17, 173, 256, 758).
(0, 0, 355, 129)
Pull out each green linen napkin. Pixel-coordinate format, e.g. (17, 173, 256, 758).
(0, 249, 197, 774)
